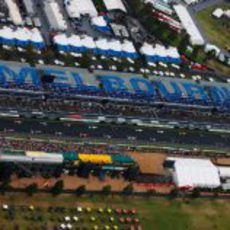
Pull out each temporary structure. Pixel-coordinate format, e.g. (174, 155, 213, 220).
(174, 4, 205, 45)
(91, 16, 110, 31)
(212, 8, 224, 18)
(5, 0, 23, 25)
(171, 158, 221, 188)
(103, 0, 127, 12)
(44, 0, 68, 31)
(64, 0, 97, 18)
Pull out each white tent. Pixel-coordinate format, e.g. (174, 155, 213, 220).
(1, 27, 15, 41)
(53, 33, 69, 46)
(80, 35, 96, 49)
(212, 8, 224, 18)
(225, 10, 230, 18)
(140, 43, 155, 56)
(15, 28, 30, 44)
(167, 47, 180, 59)
(91, 16, 107, 27)
(30, 28, 44, 43)
(95, 39, 109, 51)
(204, 44, 220, 56)
(103, 0, 127, 12)
(183, 0, 198, 5)
(174, 4, 204, 45)
(64, 0, 97, 18)
(108, 40, 122, 52)
(122, 40, 136, 53)
(171, 158, 221, 188)
(140, 43, 180, 61)
(5, 0, 23, 25)
(44, 0, 67, 31)
(218, 167, 230, 178)
(68, 34, 82, 47)
(155, 44, 166, 57)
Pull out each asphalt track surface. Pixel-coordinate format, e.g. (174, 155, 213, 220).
(0, 118, 230, 149)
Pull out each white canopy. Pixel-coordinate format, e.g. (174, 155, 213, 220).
(174, 4, 205, 45)
(91, 16, 107, 27)
(95, 39, 109, 50)
(53, 34, 69, 46)
(103, 0, 127, 12)
(68, 34, 82, 47)
(183, 0, 198, 5)
(204, 43, 220, 56)
(5, 0, 23, 25)
(155, 44, 166, 57)
(108, 40, 122, 52)
(218, 167, 230, 178)
(122, 40, 136, 53)
(140, 43, 155, 56)
(30, 28, 44, 43)
(1, 27, 15, 40)
(44, 0, 67, 31)
(225, 10, 230, 18)
(171, 158, 221, 188)
(64, 0, 97, 18)
(15, 28, 30, 42)
(167, 47, 180, 58)
(140, 43, 180, 58)
(212, 8, 224, 18)
(80, 35, 96, 49)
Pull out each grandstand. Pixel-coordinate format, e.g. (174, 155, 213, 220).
(0, 61, 229, 112)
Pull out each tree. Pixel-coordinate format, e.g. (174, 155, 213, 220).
(124, 165, 139, 181)
(178, 33, 190, 53)
(51, 180, 64, 196)
(191, 187, 200, 198)
(25, 183, 38, 196)
(79, 53, 91, 68)
(123, 183, 134, 195)
(75, 185, 86, 196)
(213, 188, 219, 198)
(77, 163, 93, 178)
(126, 0, 143, 16)
(146, 189, 156, 198)
(169, 188, 179, 199)
(191, 46, 200, 61)
(102, 185, 112, 196)
(207, 50, 217, 60)
(0, 163, 14, 183)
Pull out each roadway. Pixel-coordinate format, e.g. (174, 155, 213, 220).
(0, 117, 230, 149)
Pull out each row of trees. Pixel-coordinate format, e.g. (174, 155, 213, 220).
(24, 180, 134, 197)
(2, 179, 225, 199)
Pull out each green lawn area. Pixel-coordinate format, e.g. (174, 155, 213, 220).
(196, 4, 230, 49)
(206, 59, 230, 76)
(1, 194, 230, 229)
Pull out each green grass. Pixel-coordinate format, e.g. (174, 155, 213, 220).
(196, 4, 230, 49)
(1, 194, 230, 229)
(206, 59, 230, 76)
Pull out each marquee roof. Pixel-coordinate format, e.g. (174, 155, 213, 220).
(140, 43, 180, 58)
(64, 0, 97, 18)
(218, 167, 230, 178)
(174, 4, 205, 45)
(103, 0, 127, 12)
(5, 0, 23, 25)
(171, 158, 221, 188)
(91, 16, 107, 27)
